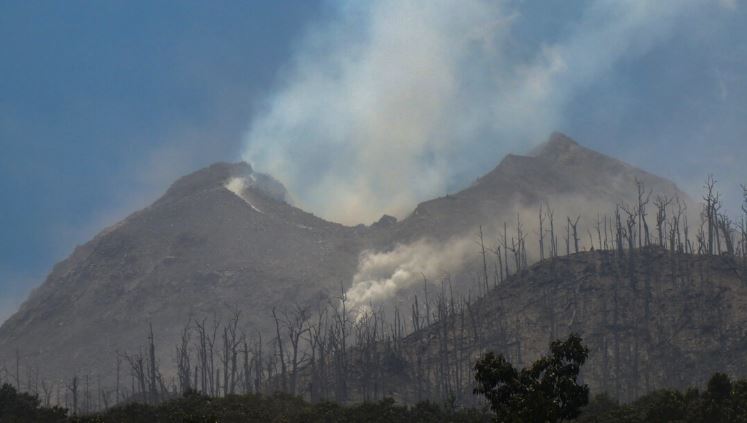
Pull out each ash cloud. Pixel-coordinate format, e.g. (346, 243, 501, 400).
(243, 0, 712, 225)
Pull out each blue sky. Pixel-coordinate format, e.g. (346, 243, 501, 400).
(1, 1, 746, 321)
(0, 1, 323, 317)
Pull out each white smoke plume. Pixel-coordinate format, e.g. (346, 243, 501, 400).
(243, 0, 710, 225)
(346, 237, 474, 315)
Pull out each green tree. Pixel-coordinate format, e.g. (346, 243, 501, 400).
(0, 383, 67, 423)
(473, 334, 589, 422)
(703, 373, 733, 423)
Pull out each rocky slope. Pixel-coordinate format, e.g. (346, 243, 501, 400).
(385, 132, 691, 244)
(0, 162, 365, 384)
(0, 133, 698, 385)
(377, 248, 747, 404)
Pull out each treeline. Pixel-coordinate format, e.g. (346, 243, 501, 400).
(3, 178, 746, 413)
(5, 376, 747, 423)
(0, 383, 491, 423)
(578, 372, 747, 422)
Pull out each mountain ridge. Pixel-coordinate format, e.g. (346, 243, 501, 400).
(0, 132, 698, 387)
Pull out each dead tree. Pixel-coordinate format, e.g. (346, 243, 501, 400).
(615, 206, 625, 257)
(272, 307, 288, 393)
(331, 286, 351, 403)
(147, 323, 159, 403)
(123, 350, 147, 403)
(546, 204, 558, 258)
(194, 318, 208, 394)
(253, 332, 263, 393)
(176, 321, 192, 394)
(308, 304, 330, 401)
(636, 179, 652, 247)
(671, 199, 684, 253)
(194, 317, 220, 395)
(622, 205, 638, 253)
(423, 277, 432, 327)
(516, 214, 527, 270)
(714, 197, 723, 254)
(207, 319, 220, 396)
(241, 339, 251, 394)
(539, 203, 545, 261)
(40, 379, 53, 407)
(66, 375, 79, 416)
(654, 196, 671, 248)
(220, 311, 241, 395)
(502, 222, 511, 276)
(703, 175, 718, 255)
(115, 353, 121, 404)
(15, 349, 20, 391)
(569, 216, 581, 254)
(718, 214, 735, 257)
(681, 201, 691, 254)
(411, 294, 422, 333)
(285, 305, 310, 396)
(492, 240, 503, 285)
(478, 226, 489, 293)
(84, 374, 90, 413)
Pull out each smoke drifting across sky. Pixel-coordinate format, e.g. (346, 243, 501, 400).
(242, 0, 726, 225)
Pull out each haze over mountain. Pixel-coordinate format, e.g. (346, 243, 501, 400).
(0, 133, 695, 385)
(381, 132, 690, 244)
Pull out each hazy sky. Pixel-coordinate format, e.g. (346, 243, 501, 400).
(1, 1, 746, 321)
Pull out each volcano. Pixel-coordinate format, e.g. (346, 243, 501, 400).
(0, 133, 695, 386)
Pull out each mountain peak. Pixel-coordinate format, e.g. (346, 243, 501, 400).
(529, 131, 579, 158)
(158, 161, 292, 205)
(162, 162, 253, 201)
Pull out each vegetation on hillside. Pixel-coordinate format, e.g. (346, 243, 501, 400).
(5, 345, 747, 422)
(474, 334, 589, 422)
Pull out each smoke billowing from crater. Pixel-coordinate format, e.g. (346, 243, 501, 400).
(243, 0, 710, 225)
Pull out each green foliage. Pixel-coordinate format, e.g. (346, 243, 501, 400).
(71, 391, 491, 423)
(576, 373, 747, 423)
(0, 383, 68, 423)
(7, 359, 747, 423)
(473, 333, 590, 422)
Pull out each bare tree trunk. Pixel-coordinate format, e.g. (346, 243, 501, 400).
(704, 175, 718, 255)
(286, 305, 309, 396)
(546, 204, 556, 257)
(115, 353, 121, 404)
(479, 226, 489, 293)
(15, 348, 20, 391)
(176, 321, 192, 394)
(569, 216, 580, 254)
(254, 332, 263, 393)
(655, 196, 671, 248)
(636, 179, 651, 248)
(539, 203, 545, 260)
(148, 323, 158, 403)
(503, 222, 510, 275)
(67, 375, 79, 416)
(272, 307, 288, 393)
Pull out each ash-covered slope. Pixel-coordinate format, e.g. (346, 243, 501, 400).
(380, 249, 747, 404)
(385, 132, 692, 244)
(0, 132, 696, 385)
(0, 162, 365, 383)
